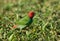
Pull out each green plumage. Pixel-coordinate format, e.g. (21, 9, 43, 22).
(16, 16, 29, 25)
(15, 16, 33, 29)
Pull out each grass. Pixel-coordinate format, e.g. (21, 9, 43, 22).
(0, 0, 60, 41)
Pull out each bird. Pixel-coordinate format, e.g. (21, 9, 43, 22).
(8, 11, 35, 41)
(14, 11, 35, 30)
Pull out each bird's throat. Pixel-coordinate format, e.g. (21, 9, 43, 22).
(26, 18, 33, 26)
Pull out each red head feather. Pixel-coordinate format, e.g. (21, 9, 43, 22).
(28, 11, 35, 18)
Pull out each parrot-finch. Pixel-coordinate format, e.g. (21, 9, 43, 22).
(14, 11, 35, 29)
(8, 11, 35, 41)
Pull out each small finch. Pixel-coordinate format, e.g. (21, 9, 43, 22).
(15, 11, 35, 29)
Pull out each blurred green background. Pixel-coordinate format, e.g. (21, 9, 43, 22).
(0, 0, 60, 41)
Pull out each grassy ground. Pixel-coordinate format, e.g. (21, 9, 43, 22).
(0, 0, 60, 41)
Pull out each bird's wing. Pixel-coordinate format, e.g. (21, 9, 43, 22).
(17, 25, 26, 30)
(15, 16, 30, 29)
(16, 16, 30, 25)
